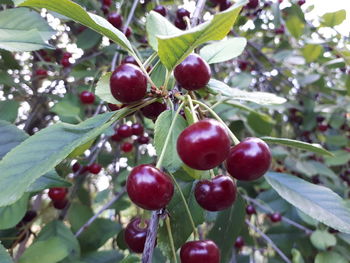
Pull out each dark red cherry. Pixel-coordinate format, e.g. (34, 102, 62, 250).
(153, 5, 167, 16)
(123, 27, 132, 38)
(174, 54, 211, 91)
(121, 56, 138, 66)
(48, 188, 68, 201)
(52, 199, 68, 210)
(72, 162, 81, 173)
(107, 12, 123, 29)
(124, 218, 149, 253)
(316, 116, 325, 123)
(246, 0, 259, 9)
(177, 119, 230, 170)
(117, 124, 133, 138)
(274, 25, 285, 34)
(62, 52, 72, 59)
(297, 0, 305, 6)
(194, 175, 236, 211)
(174, 17, 187, 30)
(246, 204, 256, 215)
(176, 8, 190, 19)
(121, 142, 133, 153)
(21, 210, 37, 223)
(35, 69, 47, 77)
(61, 57, 71, 68)
(107, 103, 121, 111)
(126, 164, 174, 210)
(180, 240, 220, 263)
(111, 131, 123, 142)
(237, 59, 249, 71)
(89, 163, 102, 174)
(219, 0, 232, 11)
(80, 90, 95, 104)
(102, 0, 112, 7)
(269, 212, 282, 223)
(317, 124, 328, 132)
(131, 123, 144, 135)
(110, 63, 147, 103)
(234, 236, 245, 249)
(101, 5, 109, 15)
(140, 102, 167, 120)
(226, 137, 271, 181)
(137, 135, 150, 144)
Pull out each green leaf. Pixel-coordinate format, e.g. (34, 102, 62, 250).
(0, 120, 28, 160)
(0, 193, 29, 230)
(315, 252, 347, 263)
(0, 243, 13, 263)
(0, 8, 55, 51)
(18, 0, 134, 54)
(37, 220, 80, 260)
(119, 255, 140, 263)
(302, 44, 323, 63)
(286, 16, 304, 39)
(291, 248, 305, 263)
(157, 0, 247, 70)
(82, 251, 124, 263)
(19, 237, 69, 263)
(310, 230, 336, 250)
(247, 112, 273, 136)
(261, 137, 333, 156)
(154, 110, 187, 173)
(207, 195, 245, 263)
(199, 37, 247, 64)
(150, 61, 166, 87)
(146, 11, 182, 51)
(265, 172, 350, 234)
(325, 150, 350, 166)
(27, 170, 71, 193)
(51, 101, 82, 124)
(207, 79, 286, 105)
(0, 101, 19, 123)
(321, 10, 346, 27)
(76, 28, 102, 50)
(0, 111, 114, 207)
(95, 72, 119, 104)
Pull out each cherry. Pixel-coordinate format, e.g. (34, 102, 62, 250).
(137, 135, 150, 144)
(219, 0, 232, 11)
(274, 25, 285, 34)
(153, 5, 167, 16)
(107, 12, 123, 29)
(141, 101, 167, 120)
(21, 210, 37, 223)
(102, 0, 112, 7)
(269, 212, 282, 223)
(61, 57, 71, 68)
(108, 103, 121, 111)
(121, 142, 133, 153)
(175, 17, 187, 30)
(297, 0, 305, 6)
(126, 164, 174, 210)
(48, 188, 68, 201)
(176, 8, 190, 19)
(117, 124, 133, 138)
(174, 54, 211, 91)
(131, 123, 144, 135)
(62, 52, 72, 59)
(35, 69, 47, 77)
(101, 5, 109, 15)
(180, 240, 220, 263)
(72, 162, 81, 173)
(111, 131, 123, 142)
(237, 59, 249, 71)
(124, 218, 149, 253)
(226, 137, 271, 181)
(246, 204, 256, 215)
(234, 236, 245, 250)
(121, 56, 138, 66)
(123, 26, 132, 38)
(80, 90, 95, 104)
(177, 119, 230, 170)
(317, 124, 328, 132)
(110, 63, 147, 103)
(89, 163, 102, 174)
(246, 0, 259, 9)
(52, 199, 68, 210)
(194, 175, 236, 211)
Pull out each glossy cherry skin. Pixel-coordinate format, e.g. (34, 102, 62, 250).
(107, 12, 123, 29)
(72, 162, 81, 173)
(61, 57, 71, 68)
(176, 8, 190, 19)
(110, 63, 147, 103)
(62, 52, 72, 59)
(174, 54, 211, 91)
(137, 135, 150, 144)
(174, 17, 187, 30)
(194, 175, 236, 211)
(111, 131, 123, 142)
(246, 204, 256, 215)
(131, 123, 144, 135)
(246, 0, 259, 9)
(52, 199, 68, 210)
(126, 164, 174, 210)
(180, 240, 220, 263)
(269, 212, 282, 223)
(124, 218, 149, 253)
(89, 163, 102, 174)
(80, 90, 95, 104)
(219, 0, 232, 11)
(107, 103, 121, 111)
(177, 119, 230, 170)
(234, 236, 244, 249)
(226, 137, 271, 181)
(117, 124, 133, 138)
(297, 0, 305, 6)
(122, 56, 138, 66)
(121, 142, 133, 153)
(48, 188, 68, 201)
(141, 102, 167, 120)
(153, 5, 167, 16)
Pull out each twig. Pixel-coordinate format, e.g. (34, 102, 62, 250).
(245, 219, 291, 263)
(191, 0, 207, 27)
(142, 210, 161, 263)
(75, 189, 125, 237)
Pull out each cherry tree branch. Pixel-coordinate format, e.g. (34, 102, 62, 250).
(191, 0, 206, 27)
(142, 210, 161, 263)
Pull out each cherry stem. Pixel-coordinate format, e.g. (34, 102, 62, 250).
(134, 56, 158, 89)
(192, 99, 240, 145)
(155, 101, 185, 169)
(162, 69, 171, 93)
(169, 172, 198, 240)
(142, 210, 160, 263)
(186, 95, 199, 122)
(165, 216, 178, 263)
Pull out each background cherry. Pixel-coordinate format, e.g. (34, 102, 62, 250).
(89, 163, 102, 174)
(111, 131, 123, 142)
(126, 164, 174, 210)
(80, 90, 95, 104)
(234, 236, 245, 250)
(35, 69, 47, 77)
(180, 240, 220, 263)
(137, 135, 149, 144)
(176, 8, 190, 19)
(177, 119, 230, 170)
(121, 56, 138, 66)
(117, 124, 133, 138)
(121, 142, 133, 153)
(246, 0, 259, 9)
(269, 212, 282, 223)
(246, 204, 256, 215)
(131, 123, 144, 135)
(124, 218, 149, 253)
(174, 17, 187, 30)
(107, 12, 123, 29)
(48, 187, 68, 201)
(140, 101, 167, 120)
(153, 5, 167, 16)
(53, 199, 68, 210)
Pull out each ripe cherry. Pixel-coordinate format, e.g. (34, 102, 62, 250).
(180, 240, 220, 263)
(194, 175, 236, 211)
(297, 0, 305, 6)
(107, 12, 123, 29)
(117, 124, 133, 138)
(108, 103, 121, 111)
(102, 0, 112, 7)
(234, 236, 245, 250)
(153, 5, 167, 16)
(238, 59, 249, 71)
(174, 54, 211, 91)
(72, 162, 81, 173)
(126, 164, 174, 210)
(246, 0, 259, 9)
(61, 57, 71, 68)
(274, 25, 285, 34)
(80, 90, 95, 104)
(89, 163, 102, 174)
(110, 63, 147, 103)
(176, 8, 190, 19)
(124, 218, 149, 253)
(131, 123, 144, 135)
(123, 26, 132, 38)
(219, 0, 232, 11)
(226, 137, 271, 181)
(269, 212, 282, 223)
(48, 188, 68, 201)
(137, 135, 150, 144)
(101, 5, 109, 15)
(111, 131, 123, 142)
(121, 56, 138, 66)
(53, 199, 68, 210)
(35, 69, 47, 77)
(121, 142, 133, 153)
(177, 119, 230, 170)
(62, 52, 72, 59)
(317, 124, 328, 132)
(246, 204, 256, 215)
(141, 101, 167, 120)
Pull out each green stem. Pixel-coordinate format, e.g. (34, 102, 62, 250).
(186, 95, 199, 122)
(162, 69, 171, 92)
(134, 56, 158, 89)
(155, 102, 185, 169)
(143, 52, 157, 68)
(165, 216, 178, 263)
(192, 99, 240, 145)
